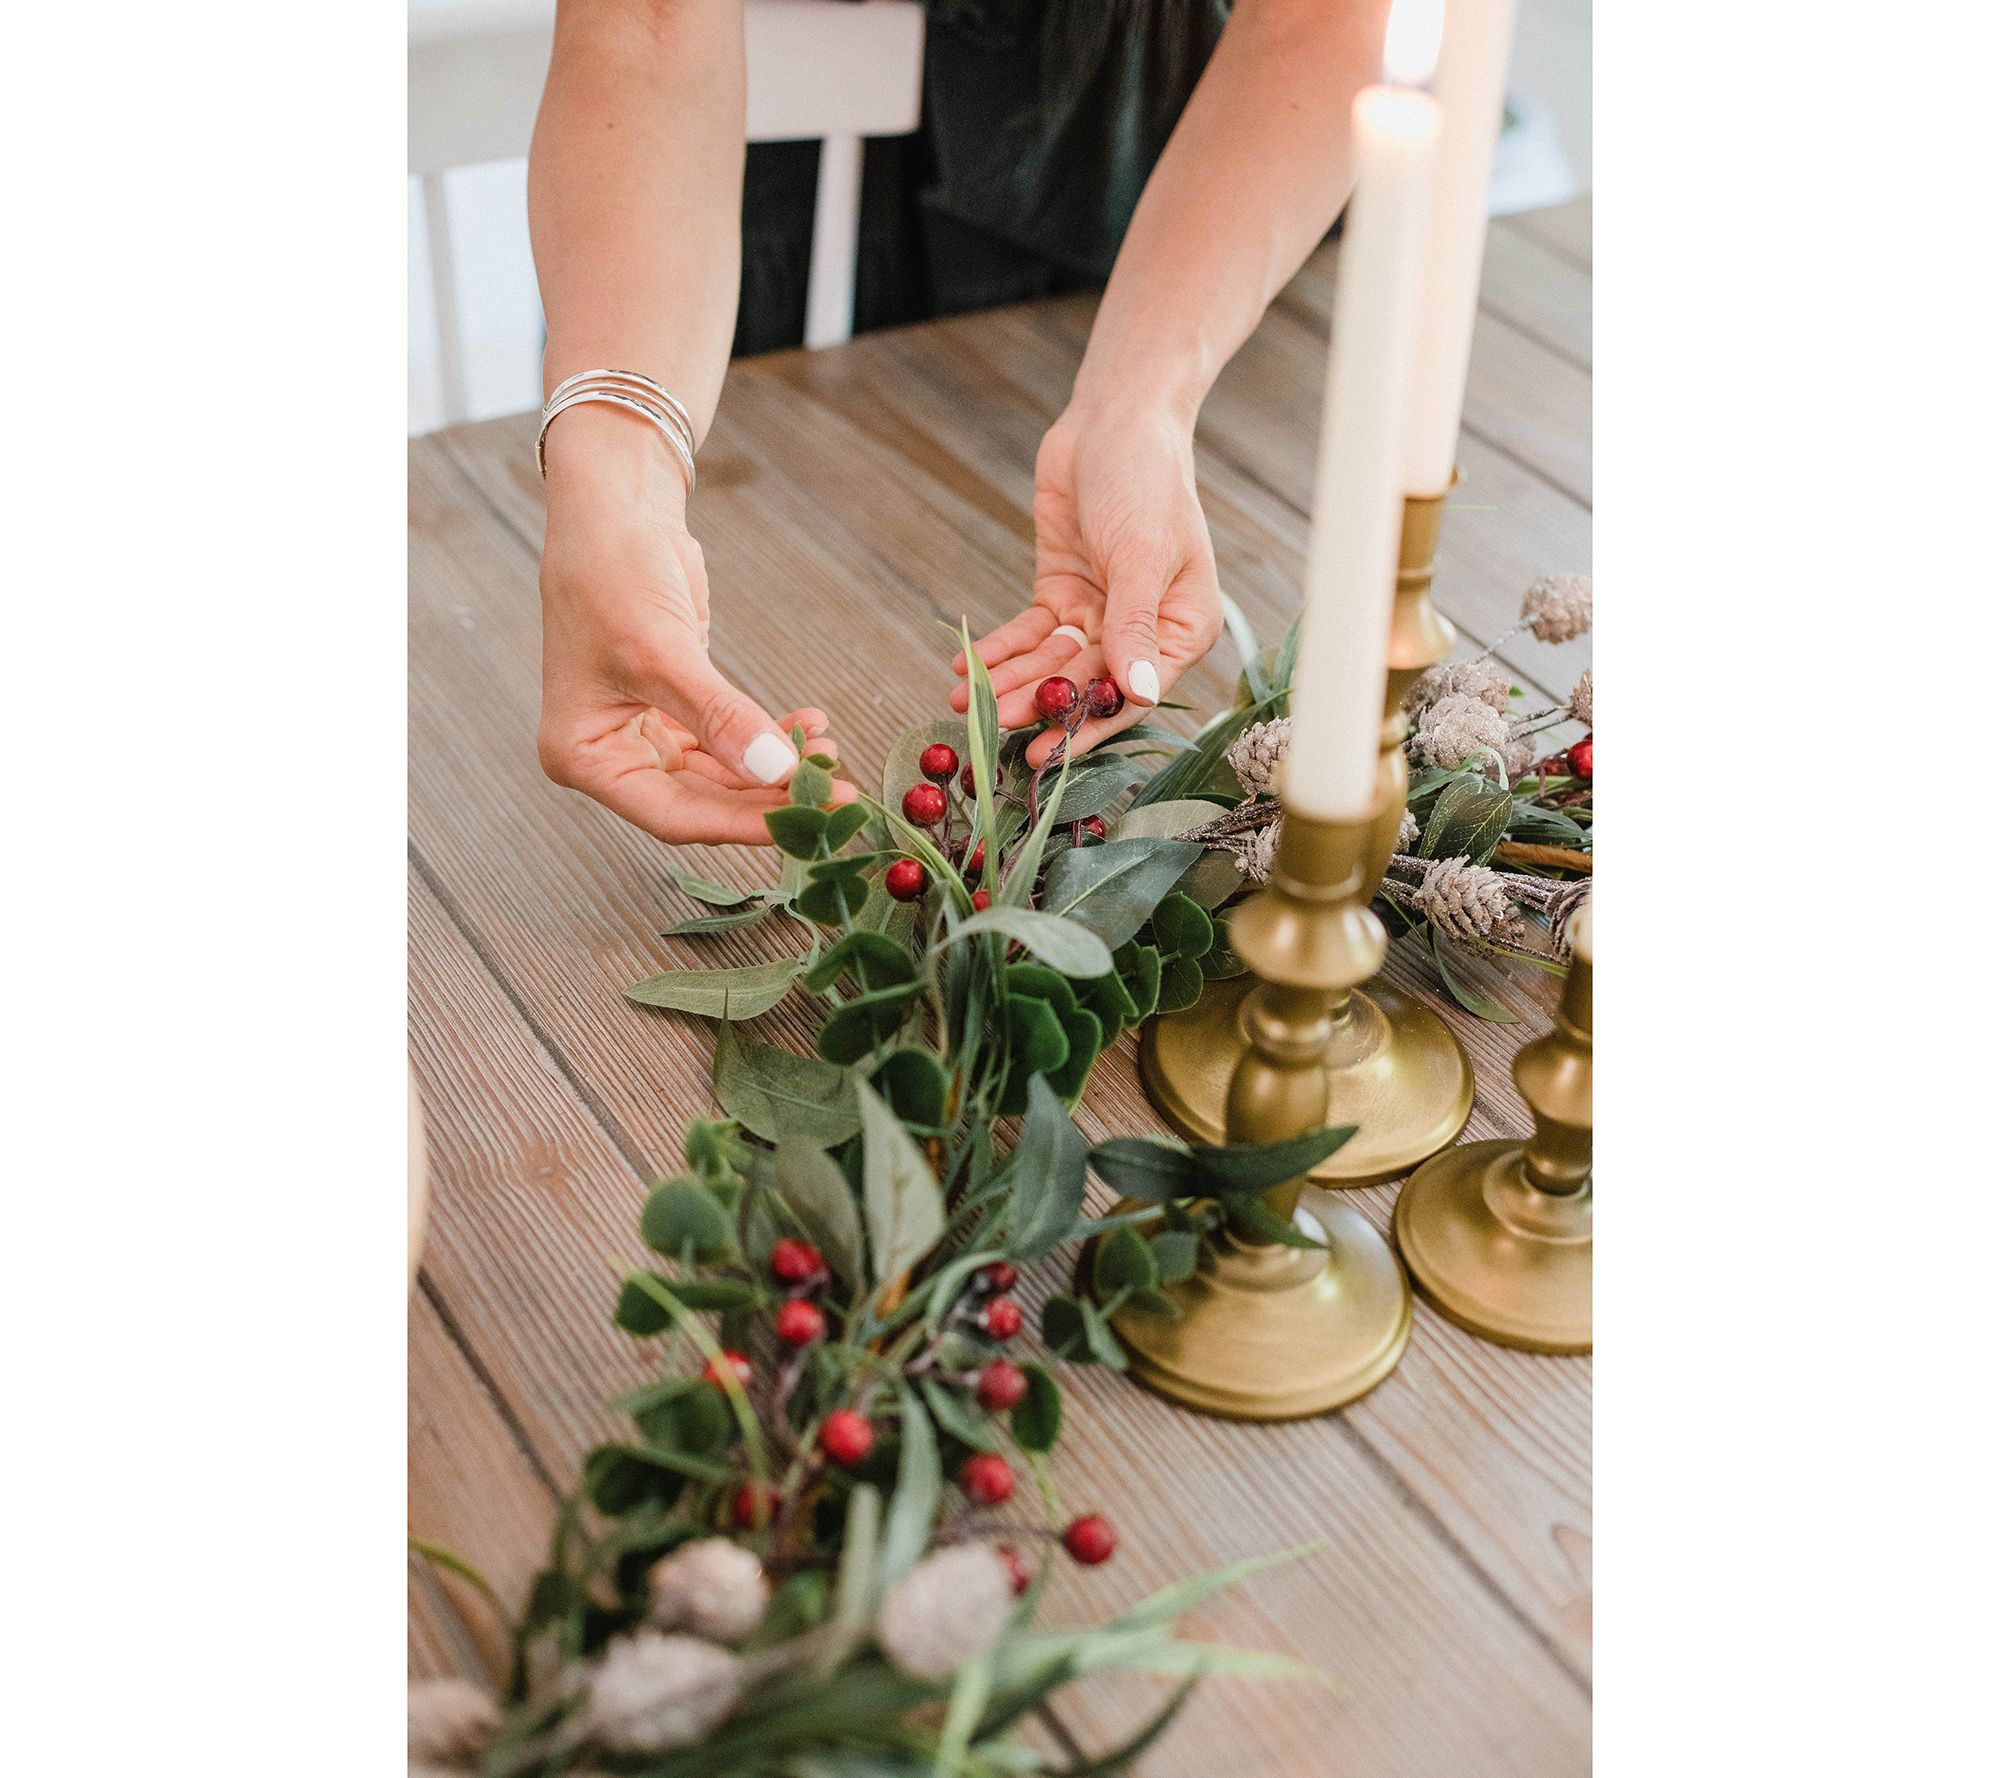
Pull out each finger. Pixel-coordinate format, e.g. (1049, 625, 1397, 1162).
(685, 733, 843, 790)
(1100, 547, 1168, 708)
(780, 707, 832, 741)
(997, 644, 1105, 730)
(954, 607, 1056, 676)
(591, 764, 796, 846)
(987, 628, 1089, 699)
(649, 653, 802, 787)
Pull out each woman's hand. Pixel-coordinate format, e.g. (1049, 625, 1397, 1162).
(952, 404, 1223, 767)
(537, 409, 854, 844)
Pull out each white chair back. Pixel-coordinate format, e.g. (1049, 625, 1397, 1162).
(409, 0, 925, 433)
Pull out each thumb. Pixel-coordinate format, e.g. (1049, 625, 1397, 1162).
(658, 654, 801, 786)
(1100, 546, 1164, 707)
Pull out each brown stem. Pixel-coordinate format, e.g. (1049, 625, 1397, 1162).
(1494, 841, 1593, 875)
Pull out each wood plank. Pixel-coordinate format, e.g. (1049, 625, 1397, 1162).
(1502, 196, 1592, 268)
(409, 1283, 558, 1684)
(1478, 223, 1592, 369)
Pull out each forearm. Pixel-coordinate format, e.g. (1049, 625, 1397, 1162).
(1070, 0, 1391, 426)
(529, 0, 745, 449)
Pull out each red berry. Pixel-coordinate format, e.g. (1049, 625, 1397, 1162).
(996, 1544, 1033, 1596)
(1082, 676, 1124, 719)
(959, 1452, 1015, 1506)
(769, 1237, 822, 1284)
(1077, 815, 1107, 843)
(959, 765, 977, 795)
(702, 1350, 753, 1390)
(920, 743, 960, 784)
(971, 888, 991, 911)
(1567, 735, 1594, 780)
(1034, 677, 1080, 723)
(902, 782, 947, 826)
(731, 1480, 779, 1529)
(885, 858, 928, 902)
(976, 1260, 1019, 1295)
(1062, 1514, 1117, 1566)
(964, 841, 986, 877)
(819, 1409, 874, 1468)
(774, 1299, 825, 1347)
(978, 1296, 1022, 1340)
(976, 1359, 1029, 1412)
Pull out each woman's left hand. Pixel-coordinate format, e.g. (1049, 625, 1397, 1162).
(952, 404, 1223, 768)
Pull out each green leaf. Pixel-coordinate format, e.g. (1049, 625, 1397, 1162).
(803, 931, 918, 995)
(639, 1177, 736, 1261)
(1005, 1075, 1089, 1263)
(1233, 1197, 1329, 1248)
(1150, 1230, 1201, 1285)
(791, 759, 835, 808)
(1149, 893, 1214, 961)
(772, 1138, 866, 1289)
(615, 1273, 759, 1334)
(626, 956, 803, 1020)
(1079, 1296, 1129, 1368)
(824, 800, 872, 850)
(1087, 1138, 1207, 1201)
(1109, 797, 1222, 843)
(1051, 755, 1150, 820)
(1430, 931, 1523, 1024)
(1109, 1544, 1322, 1637)
(1418, 776, 1514, 865)
(1092, 1225, 1159, 1297)
(1043, 1004, 1103, 1103)
(949, 907, 1113, 978)
(920, 1376, 999, 1453)
(871, 1047, 949, 1128)
(1218, 590, 1271, 703)
(1041, 1294, 1089, 1361)
(1049, 1673, 1202, 1777)
(1116, 941, 1163, 1022)
(795, 872, 870, 927)
(659, 904, 772, 937)
(857, 1080, 944, 1288)
(1077, 967, 1139, 1034)
(713, 1022, 860, 1146)
(1132, 703, 1275, 808)
(670, 868, 755, 907)
(880, 1382, 941, 1587)
(1154, 953, 1205, 1016)
(816, 983, 923, 1064)
(934, 1650, 996, 1776)
(1010, 1363, 1063, 1453)
(1006, 996, 1070, 1077)
(766, 804, 830, 859)
(829, 1483, 883, 1652)
(1040, 838, 1205, 949)
(878, 717, 970, 808)
(1271, 613, 1302, 698)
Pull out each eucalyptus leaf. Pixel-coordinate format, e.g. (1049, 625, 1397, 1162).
(857, 1080, 944, 1288)
(1151, 1229, 1201, 1284)
(659, 904, 772, 937)
(1079, 1296, 1129, 1369)
(1005, 1075, 1089, 1263)
(714, 1022, 860, 1146)
(670, 868, 756, 907)
(1109, 798, 1224, 843)
(920, 1376, 999, 1453)
(879, 717, 970, 808)
(880, 1381, 940, 1588)
(772, 1138, 866, 1289)
(1010, 1363, 1062, 1454)
(639, 1177, 736, 1262)
(1040, 837, 1205, 949)
(766, 804, 830, 859)
(871, 1047, 949, 1127)
(1418, 775, 1515, 865)
(1092, 1225, 1159, 1297)
(803, 931, 917, 995)
(950, 907, 1113, 979)
(626, 956, 803, 1020)
(1218, 590, 1271, 703)
(791, 759, 835, 809)
(1150, 892, 1214, 961)
(1430, 931, 1522, 1023)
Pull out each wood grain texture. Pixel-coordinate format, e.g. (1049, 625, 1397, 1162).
(408, 201, 1593, 1769)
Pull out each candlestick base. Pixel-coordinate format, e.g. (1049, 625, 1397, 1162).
(1393, 1141, 1591, 1354)
(1081, 1192, 1412, 1419)
(1139, 973, 1474, 1185)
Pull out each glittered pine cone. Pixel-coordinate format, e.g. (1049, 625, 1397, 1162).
(1412, 856, 1524, 944)
(1413, 693, 1509, 770)
(407, 1678, 500, 1769)
(1228, 820, 1279, 883)
(1397, 809, 1419, 851)
(1567, 669, 1593, 727)
(1405, 657, 1514, 716)
(648, 1538, 770, 1643)
(583, 1631, 746, 1756)
(1520, 573, 1593, 644)
(875, 1545, 1014, 1682)
(1225, 717, 1291, 798)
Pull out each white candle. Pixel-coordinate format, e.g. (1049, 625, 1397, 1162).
(1287, 87, 1439, 822)
(1403, 0, 1519, 496)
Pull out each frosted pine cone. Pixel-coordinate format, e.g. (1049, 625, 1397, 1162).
(1413, 857, 1524, 944)
(648, 1538, 769, 1643)
(1520, 574, 1593, 643)
(1397, 809, 1418, 851)
(1413, 693, 1508, 769)
(875, 1545, 1015, 1681)
(1230, 821, 1279, 883)
(1502, 732, 1536, 781)
(584, 1632, 746, 1755)
(407, 1678, 499, 1768)
(1226, 717, 1291, 798)
(1405, 658, 1513, 715)
(1567, 669, 1593, 727)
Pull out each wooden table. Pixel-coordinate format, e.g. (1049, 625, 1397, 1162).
(409, 197, 1592, 1777)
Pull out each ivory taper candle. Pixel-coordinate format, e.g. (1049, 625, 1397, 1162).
(1287, 87, 1439, 822)
(1404, 0, 1520, 497)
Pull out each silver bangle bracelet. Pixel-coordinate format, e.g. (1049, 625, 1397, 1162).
(536, 369, 698, 493)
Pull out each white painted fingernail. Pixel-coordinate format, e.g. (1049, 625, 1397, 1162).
(744, 732, 799, 785)
(1128, 660, 1160, 705)
(1052, 624, 1089, 648)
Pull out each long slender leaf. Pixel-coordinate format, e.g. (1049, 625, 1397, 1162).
(1218, 590, 1270, 703)
(947, 907, 1112, 978)
(880, 1382, 940, 1588)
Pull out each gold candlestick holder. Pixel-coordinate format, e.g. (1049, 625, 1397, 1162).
(1139, 490, 1475, 1184)
(1393, 904, 1592, 1353)
(1085, 809, 1412, 1419)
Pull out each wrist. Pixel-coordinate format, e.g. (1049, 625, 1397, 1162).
(1059, 376, 1202, 445)
(541, 400, 692, 532)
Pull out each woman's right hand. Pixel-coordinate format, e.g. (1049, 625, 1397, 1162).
(536, 407, 854, 845)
